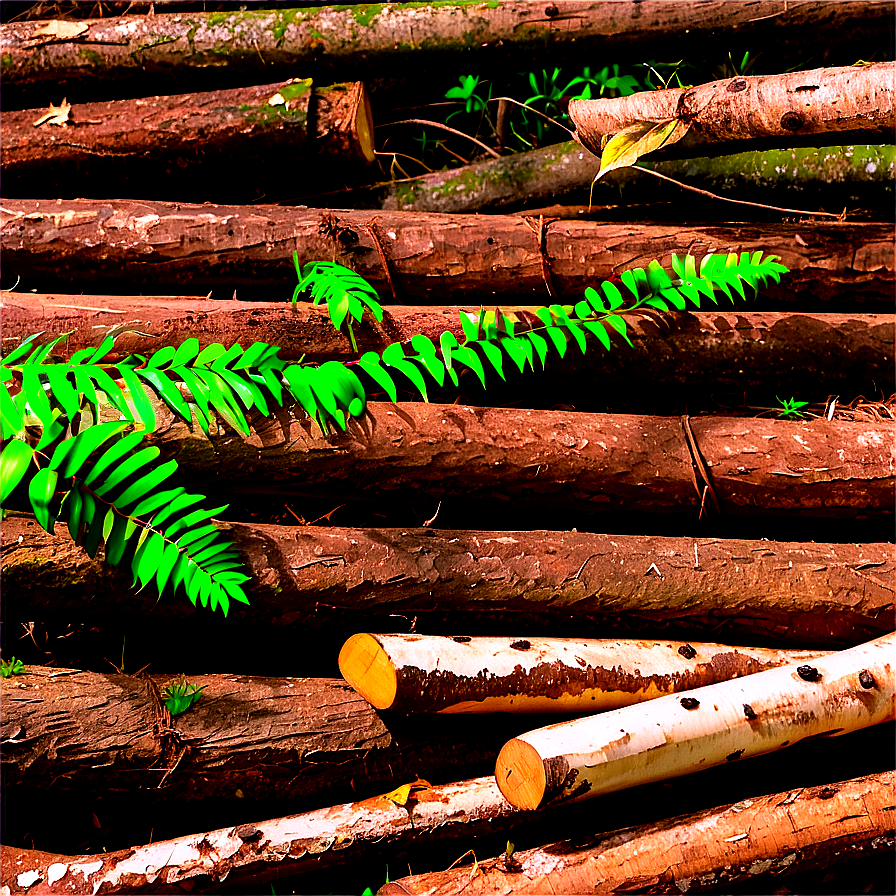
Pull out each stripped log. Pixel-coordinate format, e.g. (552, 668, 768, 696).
(2, 292, 891, 397)
(4, 516, 891, 645)
(1, 80, 374, 201)
(0, 667, 533, 799)
(2, 2, 890, 106)
(132, 402, 895, 518)
(1, 199, 892, 305)
(0, 777, 522, 895)
(322, 141, 896, 214)
(569, 63, 896, 160)
(339, 635, 827, 713)
(495, 632, 894, 810)
(379, 770, 896, 895)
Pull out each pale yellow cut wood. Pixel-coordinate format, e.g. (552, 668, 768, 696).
(339, 633, 397, 710)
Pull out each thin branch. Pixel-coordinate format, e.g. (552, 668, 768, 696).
(376, 119, 502, 159)
(489, 96, 577, 138)
(629, 165, 840, 218)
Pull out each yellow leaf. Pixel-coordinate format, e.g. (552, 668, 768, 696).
(29, 21, 88, 40)
(596, 119, 691, 179)
(33, 99, 72, 128)
(382, 777, 432, 807)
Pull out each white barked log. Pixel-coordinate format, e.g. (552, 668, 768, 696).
(338, 634, 827, 713)
(495, 632, 894, 809)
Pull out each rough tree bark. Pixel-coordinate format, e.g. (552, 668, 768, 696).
(569, 63, 896, 160)
(1, 200, 892, 305)
(0, 777, 522, 895)
(2, 2, 890, 106)
(338, 634, 827, 713)
(4, 516, 891, 645)
(324, 142, 896, 214)
(0, 667, 539, 800)
(494, 633, 894, 810)
(129, 402, 895, 518)
(1, 80, 374, 200)
(378, 770, 895, 895)
(2, 293, 891, 397)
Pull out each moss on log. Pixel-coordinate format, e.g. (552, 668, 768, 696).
(2, 2, 891, 106)
(1, 199, 892, 306)
(325, 142, 896, 214)
(1, 80, 374, 201)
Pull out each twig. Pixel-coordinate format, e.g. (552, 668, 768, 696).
(423, 500, 442, 528)
(630, 165, 840, 218)
(489, 96, 577, 138)
(377, 119, 502, 159)
(681, 415, 721, 515)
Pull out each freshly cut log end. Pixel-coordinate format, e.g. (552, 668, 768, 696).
(339, 633, 398, 710)
(314, 80, 375, 164)
(495, 738, 548, 812)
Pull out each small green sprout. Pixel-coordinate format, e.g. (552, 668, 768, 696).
(0, 657, 26, 678)
(163, 675, 206, 716)
(445, 75, 489, 117)
(776, 396, 810, 419)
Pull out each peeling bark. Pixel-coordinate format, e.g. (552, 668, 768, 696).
(1, 80, 374, 201)
(338, 634, 827, 713)
(2, 2, 891, 106)
(2, 292, 892, 397)
(0, 777, 522, 895)
(379, 770, 896, 894)
(323, 141, 896, 214)
(3, 516, 892, 645)
(0, 667, 537, 800)
(569, 63, 896, 159)
(125, 402, 896, 518)
(1, 199, 892, 305)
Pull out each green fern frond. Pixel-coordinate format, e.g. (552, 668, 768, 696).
(292, 256, 384, 352)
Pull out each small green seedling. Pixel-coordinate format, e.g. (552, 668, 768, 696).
(0, 657, 26, 678)
(163, 675, 205, 716)
(445, 75, 489, 118)
(776, 396, 810, 419)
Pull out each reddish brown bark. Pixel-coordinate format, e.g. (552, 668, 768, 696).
(133, 402, 894, 518)
(1, 2, 889, 106)
(0, 666, 535, 801)
(3, 516, 892, 646)
(1, 293, 892, 396)
(1, 200, 891, 305)
(379, 771, 896, 895)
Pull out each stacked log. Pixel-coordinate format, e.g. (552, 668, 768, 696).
(1, 2, 893, 894)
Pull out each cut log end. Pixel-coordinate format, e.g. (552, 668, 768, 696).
(339, 633, 397, 710)
(495, 737, 547, 811)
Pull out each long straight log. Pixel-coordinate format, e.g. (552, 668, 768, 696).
(338, 635, 827, 714)
(1, 199, 892, 305)
(134, 402, 895, 517)
(0, 777, 521, 895)
(321, 141, 896, 214)
(2, 2, 890, 106)
(379, 770, 896, 895)
(4, 516, 891, 645)
(495, 633, 894, 810)
(2, 293, 891, 396)
(570, 63, 896, 159)
(1, 80, 374, 201)
(0, 666, 536, 799)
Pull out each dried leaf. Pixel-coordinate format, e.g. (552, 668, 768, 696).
(382, 777, 432, 807)
(268, 92, 286, 106)
(596, 118, 691, 179)
(29, 20, 88, 40)
(33, 99, 72, 128)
